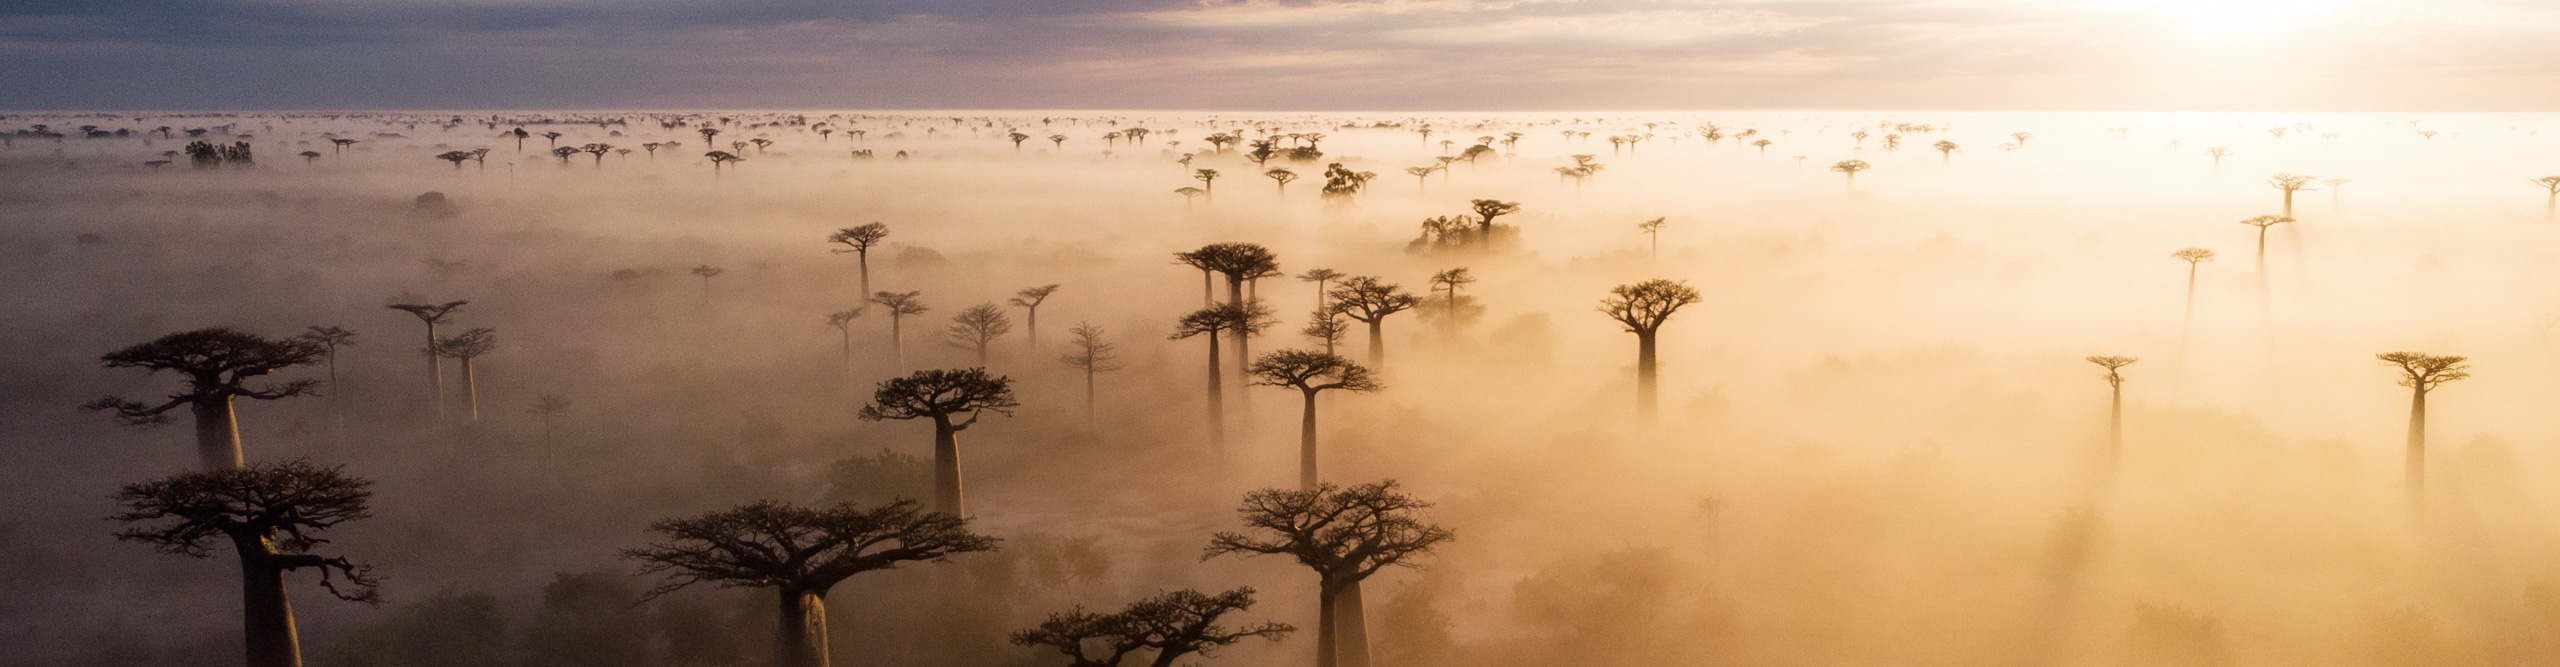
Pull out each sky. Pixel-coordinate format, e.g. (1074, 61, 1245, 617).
(3, 0, 2556, 111)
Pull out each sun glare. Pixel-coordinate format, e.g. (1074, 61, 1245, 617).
(2130, 0, 2343, 38)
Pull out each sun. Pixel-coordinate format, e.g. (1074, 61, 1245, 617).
(2127, 0, 2345, 38)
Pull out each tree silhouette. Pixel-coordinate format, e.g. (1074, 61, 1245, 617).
(1404, 166, 1437, 194)
(827, 222, 891, 301)
(2237, 215, 2292, 271)
(1427, 268, 1475, 336)
(869, 291, 931, 369)
(509, 127, 530, 152)
(1753, 138, 1773, 155)
(1195, 169, 1220, 199)
(1469, 199, 1520, 250)
(1600, 279, 1703, 420)
(1176, 243, 1283, 375)
(827, 309, 863, 378)
(945, 303, 1015, 366)
(1327, 277, 1421, 367)
(2085, 356, 2136, 465)
(2377, 352, 2469, 506)
(1933, 140, 1958, 164)
(2267, 173, 2318, 217)
(1060, 322, 1122, 426)
(859, 368, 1018, 516)
(1013, 587, 1294, 667)
(434, 151, 473, 169)
(2206, 146, 2231, 168)
(297, 326, 356, 434)
(627, 500, 998, 667)
(1009, 131, 1030, 151)
(112, 460, 381, 667)
(691, 265, 725, 300)
(1172, 302, 1276, 454)
(1637, 217, 1667, 260)
(85, 329, 324, 471)
(329, 137, 358, 156)
(550, 146, 580, 164)
(580, 143, 613, 166)
(1050, 134, 1068, 150)
(1177, 186, 1206, 208)
(386, 300, 466, 421)
(706, 151, 743, 175)
(698, 127, 721, 149)
(2173, 247, 2215, 328)
(1831, 159, 1870, 188)
(1012, 284, 1061, 350)
(527, 394, 572, 470)
(431, 327, 496, 423)
(2010, 132, 2032, 147)
(1267, 168, 1298, 196)
(1299, 268, 1343, 312)
(2534, 176, 2560, 220)
(1204, 481, 1453, 667)
(1249, 350, 1383, 489)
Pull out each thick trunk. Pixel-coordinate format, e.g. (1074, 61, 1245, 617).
(1228, 280, 1249, 395)
(1027, 308, 1039, 351)
(858, 252, 871, 301)
(1336, 578, 1371, 667)
(775, 588, 830, 667)
(1200, 270, 1212, 307)
(2108, 383, 2124, 465)
(2406, 388, 2427, 506)
(1636, 331, 1660, 420)
(459, 357, 480, 423)
(236, 539, 301, 667)
(1365, 320, 1384, 367)
(1300, 390, 1321, 489)
(1316, 583, 1340, 667)
(932, 419, 965, 517)
(1205, 335, 1225, 454)
(2283, 190, 2294, 217)
(194, 396, 245, 471)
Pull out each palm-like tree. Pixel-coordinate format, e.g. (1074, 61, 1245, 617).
(1195, 169, 1221, 198)
(691, 265, 725, 299)
(1249, 350, 1382, 489)
(2238, 215, 2292, 270)
(2173, 247, 2215, 325)
(1010, 284, 1061, 350)
(1637, 217, 1667, 260)
(431, 328, 497, 423)
(827, 223, 891, 301)
(869, 291, 931, 369)
(2377, 352, 2470, 506)
(2085, 356, 2136, 465)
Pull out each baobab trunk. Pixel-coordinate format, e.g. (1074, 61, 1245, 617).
(775, 588, 830, 667)
(422, 326, 445, 420)
(890, 316, 905, 370)
(1365, 320, 1384, 367)
(1316, 579, 1341, 667)
(458, 357, 481, 423)
(2406, 388, 2428, 506)
(1082, 366, 1097, 426)
(2107, 381, 2124, 465)
(931, 418, 966, 517)
(1299, 390, 1320, 489)
(1636, 331, 1660, 420)
(236, 541, 303, 667)
(193, 396, 245, 471)
(1026, 308, 1039, 351)
(1205, 334, 1225, 455)
(1335, 579, 1371, 667)
(857, 253, 871, 303)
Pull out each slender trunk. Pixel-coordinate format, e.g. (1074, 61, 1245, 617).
(1083, 366, 1097, 427)
(325, 353, 342, 435)
(1336, 578, 1371, 667)
(1365, 320, 1384, 367)
(2108, 381, 2124, 466)
(1636, 330, 1660, 420)
(236, 538, 301, 667)
(1229, 280, 1252, 418)
(858, 251, 871, 302)
(2406, 388, 2427, 507)
(932, 418, 965, 517)
(891, 315, 905, 370)
(1205, 334, 1225, 455)
(1300, 389, 1320, 489)
(424, 323, 445, 421)
(1027, 307, 1039, 351)
(775, 588, 830, 667)
(839, 328, 852, 380)
(194, 396, 245, 471)
(459, 357, 480, 423)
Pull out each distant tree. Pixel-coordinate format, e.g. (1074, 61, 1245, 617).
(1205, 481, 1454, 667)
(1299, 268, 1343, 311)
(2085, 356, 2137, 464)
(435, 151, 473, 169)
(509, 127, 531, 152)
(626, 500, 998, 667)
(2534, 176, 2560, 220)
(1195, 169, 1221, 198)
(1267, 168, 1298, 196)
(1831, 160, 1871, 188)
(528, 394, 572, 469)
(2237, 215, 2292, 270)
(859, 368, 1019, 516)
(431, 328, 497, 423)
(1427, 268, 1475, 336)
(1177, 186, 1206, 208)
(1050, 134, 1068, 150)
(1011, 284, 1062, 350)
(1404, 166, 1437, 194)
(706, 151, 743, 175)
(827, 222, 891, 300)
(827, 309, 863, 378)
(1013, 588, 1294, 667)
(2010, 132, 2033, 147)
(85, 329, 324, 471)
(869, 291, 931, 369)
(698, 127, 721, 149)
(691, 265, 725, 300)
(330, 137, 358, 156)
(1468, 199, 1521, 250)
(1172, 302, 1276, 453)
(2377, 352, 2469, 506)
(1637, 217, 1667, 260)
(539, 131, 564, 149)
(1328, 277, 1422, 367)
(1599, 279, 1703, 420)
(1060, 322, 1122, 425)
(945, 303, 1015, 366)
(579, 143, 613, 166)
(2267, 173, 2318, 217)
(2173, 247, 2216, 316)
(749, 138, 773, 153)
(1250, 350, 1383, 489)
(298, 326, 356, 433)
(2324, 178, 2352, 209)
(1176, 243, 1283, 374)
(1009, 131, 1031, 151)
(2206, 146, 2231, 168)
(290, 150, 318, 165)
(386, 300, 467, 420)
(550, 146, 580, 164)
(1933, 140, 1959, 163)
(112, 460, 381, 667)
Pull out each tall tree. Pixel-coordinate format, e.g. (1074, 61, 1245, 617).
(1248, 350, 1383, 489)
(386, 300, 467, 420)
(86, 329, 323, 471)
(2267, 173, 2318, 217)
(827, 223, 891, 302)
(112, 460, 382, 667)
(1302, 309, 1350, 357)
(1298, 269, 1343, 312)
(1830, 160, 1871, 188)
(1599, 280, 1703, 420)
(1171, 302, 1275, 455)
(1011, 284, 1062, 350)
(2238, 215, 2292, 271)
(2086, 356, 2136, 465)
(826, 309, 862, 379)
(1204, 481, 1453, 667)
(2534, 176, 2560, 220)
(297, 326, 356, 433)
(1427, 268, 1475, 336)
(858, 368, 1019, 516)
(1013, 588, 1295, 667)
(945, 303, 1015, 366)
(1327, 277, 1421, 367)
(2377, 352, 2469, 506)
(1175, 243, 1283, 376)
(432, 328, 497, 423)
(1636, 217, 1667, 261)
(692, 265, 726, 300)
(868, 291, 931, 370)
(1195, 169, 1220, 199)
(528, 394, 572, 470)
(1468, 199, 1520, 250)
(626, 500, 998, 667)
(1060, 322, 1122, 426)
(1266, 168, 1298, 196)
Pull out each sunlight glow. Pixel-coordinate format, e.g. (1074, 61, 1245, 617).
(2122, 0, 2344, 38)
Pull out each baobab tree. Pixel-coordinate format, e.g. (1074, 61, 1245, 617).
(508, 127, 530, 152)
(539, 131, 564, 149)
(1176, 243, 1283, 373)
(298, 326, 356, 432)
(1195, 168, 1221, 199)
(1009, 131, 1030, 151)
(1427, 268, 1475, 336)
(1177, 187, 1206, 208)
(1049, 134, 1068, 150)
(580, 143, 612, 166)
(2206, 146, 2232, 168)
(1831, 159, 1871, 188)
(691, 265, 726, 299)
(859, 368, 1018, 516)
(1933, 140, 1959, 163)
(435, 151, 472, 169)
(1011, 284, 1061, 349)
(2086, 356, 2136, 465)
(2325, 178, 2352, 208)
(1013, 587, 1293, 667)
(527, 394, 572, 468)
(2173, 247, 2215, 321)
(1404, 166, 1436, 194)
(1298, 268, 1342, 311)
(699, 127, 721, 149)
(868, 291, 931, 369)
(113, 460, 381, 667)
(2238, 215, 2292, 270)
(1172, 302, 1275, 454)
(827, 222, 891, 301)
(945, 303, 1015, 366)
(2011, 131, 2033, 147)
(2377, 352, 2470, 506)
(85, 329, 324, 471)
(1468, 199, 1520, 250)
(626, 500, 998, 667)
(1250, 350, 1382, 489)
(1328, 276, 1421, 367)
(2267, 173, 2318, 217)
(329, 137, 358, 156)
(550, 146, 579, 164)
(1204, 481, 1453, 667)
(827, 309, 862, 378)
(432, 328, 496, 424)
(1600, 279, 1703, 420)
(1637, 217, 1667, 260)
(2534, 176, 2560, 219)
(386, 300, 466, 420)
(1267, 168, 1298, 195)
(1060, 323, 1122, 426)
